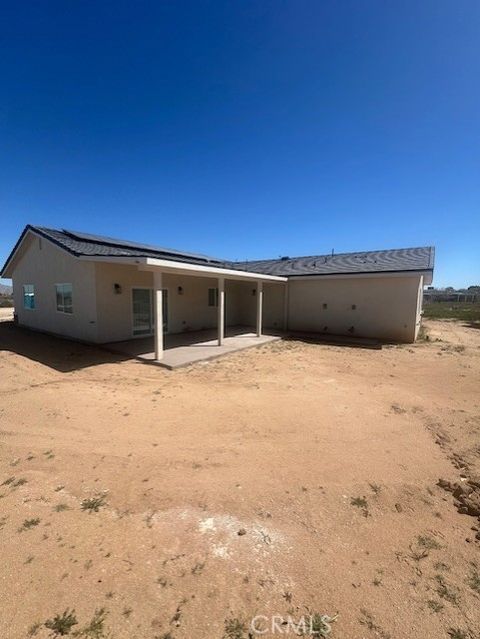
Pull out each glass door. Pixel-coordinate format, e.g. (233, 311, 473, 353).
(132, 288, 153, 336)
(132, 288, 168, 336)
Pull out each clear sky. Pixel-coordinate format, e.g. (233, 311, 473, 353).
(1, 1, 479, 288)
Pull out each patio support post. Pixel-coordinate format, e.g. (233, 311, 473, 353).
(217, 276, 225, 346)
(256, 280, 263, 337)
(153, 271, 164, 361)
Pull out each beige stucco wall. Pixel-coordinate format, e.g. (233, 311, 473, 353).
(414, 276, 424, 340)
(162, 273, 230, 334)
(8, 235, 422, 345)
(226, 280, 255, 327)
(11, 234, 98, 342)
(287, 275, 423, 342)
(223, 281, 285, 329)
(94, 264, 285, 342)
(263, 283, 285, 329)
(94, 264, 256, 342)
(94, 262, 153, 343)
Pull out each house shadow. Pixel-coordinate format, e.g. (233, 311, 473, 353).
(284, 330, 383, 349)
(462, 321, 480, 330)
(0, 322, 283, 372)
(0, 321, 384, 374)
(0, 321, 129, 372)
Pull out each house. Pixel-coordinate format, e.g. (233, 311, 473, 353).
(1, 226, 434, 359)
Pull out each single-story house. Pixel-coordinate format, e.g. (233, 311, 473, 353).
(1, 225, 434, 358)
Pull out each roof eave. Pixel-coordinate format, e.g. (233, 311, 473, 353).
(142, 257, 287, 282)
(287, 268, 434, 281)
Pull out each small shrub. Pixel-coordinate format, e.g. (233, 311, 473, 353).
(351, 496, 367, 508)
(54, 503, 71, 512)
(44, 609, 78, 636)
(351, 496, 369, 517)
(369, 483, 382, 495)
(81, 494, 107, 513)
(18, 518, 40, 532)
(359, 609, 390, 639)
(27, 622, 42, 636)
(391, 404, 407, 414)
(79, 608, 107, 638)
(410, 547, 429, 562)
(435, 575, 459, 605)
(224, 617, 247, 639)
(467, 569, 480, 594)
(427, 600, 443, 612)
(448, 629, 468, 639)
(309, 613, 338, 637)
(418, 535, 441, 550)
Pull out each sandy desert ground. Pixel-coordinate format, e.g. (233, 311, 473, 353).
(0, 319, 479, 639)
(0, 307, 14, 322)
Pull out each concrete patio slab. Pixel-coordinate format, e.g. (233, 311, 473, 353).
(104, 327, 281, 369)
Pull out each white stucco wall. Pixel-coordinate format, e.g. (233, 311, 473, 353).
(10, 234, 98, 342)
(287, 274, 423, 342)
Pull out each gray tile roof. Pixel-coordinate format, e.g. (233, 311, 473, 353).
(233, 246, 435, 277)
(2, 225, 434, 279)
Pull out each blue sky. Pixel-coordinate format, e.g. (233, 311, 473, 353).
(1, 1, 479, 287)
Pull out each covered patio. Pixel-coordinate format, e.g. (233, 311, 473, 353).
(100, 256, 286, 368)
(105, 326, 282, 369)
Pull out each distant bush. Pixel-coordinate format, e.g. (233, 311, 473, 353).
(423, 301, 480, 322)
(0, 297, 13, 308)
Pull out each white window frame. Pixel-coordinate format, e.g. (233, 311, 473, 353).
(23, 284, 35, 310)
(55, 283, 73, 314)
(208, 287, 219, 307)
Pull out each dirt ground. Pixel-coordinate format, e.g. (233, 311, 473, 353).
(0, 307, 14, 322)
(1, 319, 479, 639)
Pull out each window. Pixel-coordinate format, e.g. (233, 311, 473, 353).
(208, 287, 219, 307)
(55, 283, 73, 314)
(23, 284, 35, 309)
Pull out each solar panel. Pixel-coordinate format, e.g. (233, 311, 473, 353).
(62, 229, 223, 263)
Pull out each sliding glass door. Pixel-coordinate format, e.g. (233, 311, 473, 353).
(132, 288, 168, 336)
